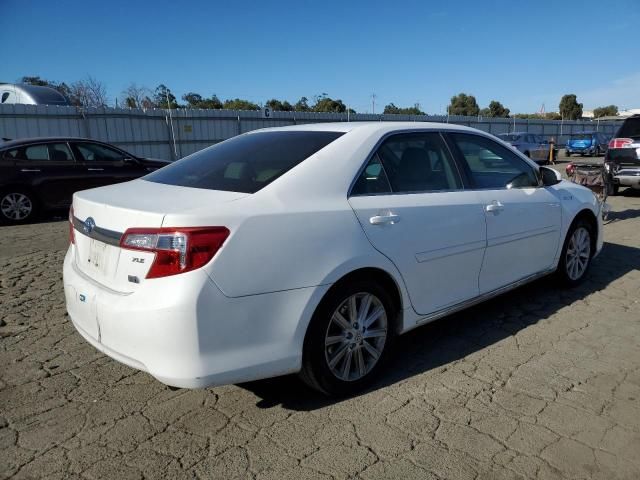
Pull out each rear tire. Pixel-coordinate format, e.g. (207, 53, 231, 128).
(300, 279, 397, 396)
(0, 189, 38, 225)
(555, 219, 594, 286)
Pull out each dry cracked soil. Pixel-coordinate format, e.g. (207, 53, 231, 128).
(1, 174, 639, 479)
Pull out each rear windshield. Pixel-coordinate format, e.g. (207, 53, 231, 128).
(144, 131, 344, 193)
(572, 133, 593, 140)
(498, 134, 523, 142)
(617, 118, 640, 139)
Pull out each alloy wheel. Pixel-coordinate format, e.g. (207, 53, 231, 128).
(1, 193, 33, 221)
(565, 227, 591, 281)
(324, 292, 387, 382)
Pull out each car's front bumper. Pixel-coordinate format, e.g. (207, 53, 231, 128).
(63, 246, 328, 388)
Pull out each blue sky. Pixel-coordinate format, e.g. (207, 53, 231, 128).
(2, 0, 638, 113)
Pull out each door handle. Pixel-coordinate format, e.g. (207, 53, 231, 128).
(370, 213, 401, 225)
(485, 201, 504, 213)
(87, 168, 104, 171)
(20, 168, 41, 172)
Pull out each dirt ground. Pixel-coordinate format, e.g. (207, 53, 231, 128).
(1, 162, 639, 479)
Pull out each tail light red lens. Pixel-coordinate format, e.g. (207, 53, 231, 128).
(69, 206, 76, 245)
(608, 138, 633, 149)
(120, 227, 229, 279)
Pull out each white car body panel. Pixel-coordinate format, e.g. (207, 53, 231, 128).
(475, 187, 562, 293)
(63, 122, 603, 388)
(349, 191, 486, 315)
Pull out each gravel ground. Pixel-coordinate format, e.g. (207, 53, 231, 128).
(1, 165, 639, 479)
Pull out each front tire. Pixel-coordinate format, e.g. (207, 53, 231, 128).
(300, 279, 396, 396)
(556, 219, 594, 286)
(0, 189, 38, 224)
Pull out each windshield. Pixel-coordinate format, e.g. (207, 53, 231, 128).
(498, 134, 523, 142)
(144, 131, 344, 193)
(617, 118, 640, 139)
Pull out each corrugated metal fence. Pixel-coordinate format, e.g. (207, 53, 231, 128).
(0, 104, 620, 161)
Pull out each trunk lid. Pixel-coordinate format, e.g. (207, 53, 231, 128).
(71, 179, 248, 292)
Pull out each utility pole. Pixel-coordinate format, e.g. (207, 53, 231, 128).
(371, 93, 377, 115)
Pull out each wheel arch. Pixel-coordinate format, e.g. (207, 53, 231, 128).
(300, 266, 406, 348)
(569, 208, 599, 257)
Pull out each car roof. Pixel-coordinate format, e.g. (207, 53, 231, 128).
(0, 137, 105, 149)
(250, 121, 489, 136)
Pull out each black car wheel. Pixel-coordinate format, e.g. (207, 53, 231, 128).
(0, 189, 38, 224)
(300, 278, 396, 396)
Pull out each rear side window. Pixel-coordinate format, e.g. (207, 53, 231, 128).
(75, 143, 126, 162)
(617, 118, 640, 139)
(49, 143, 73, 161)
(145, 131, 344, 193)
(352, 132, 462, 195)
(7, 145, 49, 161)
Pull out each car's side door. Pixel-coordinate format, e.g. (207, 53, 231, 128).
(446, 133, 561, 294)
(70, 141, 144, 189)
(348, 132, 487, 316)
(9, 142, 83, 208)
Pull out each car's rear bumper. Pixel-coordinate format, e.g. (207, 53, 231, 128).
(566, 146, 595, 154)
(612, 174, 640, 188)
(63, 246, 328, 388)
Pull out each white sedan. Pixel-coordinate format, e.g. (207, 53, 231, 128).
(63, 122, 603, 396)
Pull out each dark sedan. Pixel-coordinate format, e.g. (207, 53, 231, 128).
(0, 137, 170, 224)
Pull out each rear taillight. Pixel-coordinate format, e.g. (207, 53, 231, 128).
(69, 206, 75, 245)
(120, 227, 229, 279)
(608, 138, 634, 149)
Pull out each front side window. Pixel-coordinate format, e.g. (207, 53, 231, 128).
(145, 131, 344, 193)
(75, 143, 125, 162)
(449, 133, 539, 189)
(354, 132, 462, 195)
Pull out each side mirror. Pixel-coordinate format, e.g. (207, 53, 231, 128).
(541, 166, 562, 186)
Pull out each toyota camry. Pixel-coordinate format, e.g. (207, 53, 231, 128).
(63, 122, 603, 396)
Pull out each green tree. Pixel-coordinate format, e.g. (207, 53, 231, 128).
(154, 84, 179, 109)
(593, 105, 618, 118)
(182, 92, 222, 109)
(448, 93, 480, 116)
(483, 100, 510, 118)
(383, 103, 424, 115)
(222, 98, 260, 110)
(265, 99, 294, 111)
(294, 96, 311, 112)
(312, 95, 348, 113)
(559, 94, 583, 120)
